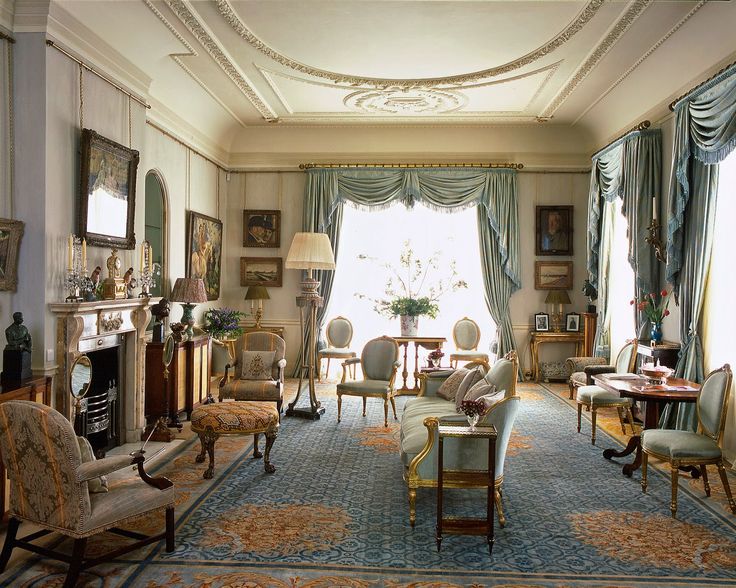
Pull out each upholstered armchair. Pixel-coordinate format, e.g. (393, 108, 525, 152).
(220, 331, 286, 414)
(337, 335, 401, 427)
(318, 316, 357, 381)
(641, 364, 736, 518)
(400, 352, 519, 527)
(449, 317, 489, 368)
(574, 340, 638, 445)
(0, 400, 174, 588)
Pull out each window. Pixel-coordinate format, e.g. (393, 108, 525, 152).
(607, 198, 636, 358)
(144, 171, 166, 298)
(326, 203, 495, 363)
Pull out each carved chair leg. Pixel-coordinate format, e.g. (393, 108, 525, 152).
(195, 433, 207, 463)
(577, 402, 583, 433)
(337, 394, 342, 423)
(165, 506, 175, 553)
(63, 537, 88, 588)
(0, 517, 19, 572)
(494, 489, 506, 528)
(253, 433, 262, 458)
(641, 451, 648, 493)
(362, 396, 367, 417)
(700, 465, 710, 496)
(670, 460, 680, 518)
(408, 487, 417, 528)
(390, 396, 398, 420)
(616, 407, 626, 434)
(263, 428, 277, 473)
(383, 398, 389, 427)
(326, 358, 331, 380)
(203, 430, 219, 480)
(590, 407, 598, 445)
(568, 382, 575, 400)
(716, 460, 736, 514)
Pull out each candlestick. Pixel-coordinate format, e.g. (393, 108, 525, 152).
(148, 244, 153, 272)
(140, 242, 145, 271)
(68, 234, 73, 271)
(652, 195, 657, 221)
(82, 239, 87, 272)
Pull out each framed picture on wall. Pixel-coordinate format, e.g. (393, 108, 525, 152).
(187, 211, 223, 300)
(240, 257, 283, 287)
(536, 205, 573, 256)
(534, 313, 550, 332)
(243, 210, 281, 248)
(535, 261, 573, 290)
(0, 218, 24, 292)
(566, 312, 581, 332)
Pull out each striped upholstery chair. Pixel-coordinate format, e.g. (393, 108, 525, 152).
(318, 316, 357, 381)
(449, 317, 489, 368)
(220, 331, 286, 414)
(0, 401, 174, 588)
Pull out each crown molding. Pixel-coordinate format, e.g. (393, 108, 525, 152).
(11, 0, 49, 32)
(0, 0, 14, 33)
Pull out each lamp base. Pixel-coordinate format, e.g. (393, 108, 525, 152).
(285, 405, 325, 420)
(180, 303, 196, 337)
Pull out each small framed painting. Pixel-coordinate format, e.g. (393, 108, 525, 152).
(243, 210, 281, 248)
(240, 257, 283, 287)
(536, 205, 573, 256)
(566, 312, 581, 332)
(535, 261, 573, 290)
(534, 313, 550, 332)
(0, 218, 24, 291)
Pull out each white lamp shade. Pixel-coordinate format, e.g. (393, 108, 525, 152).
(285, 232, 336, 271)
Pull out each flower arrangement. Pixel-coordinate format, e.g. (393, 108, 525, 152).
(630, 288, 671, 325)
(460, 399, 486, 419)
(428, 348, 444, 362)
(204, 307, 246, 340)
(354, 240, 467, 319)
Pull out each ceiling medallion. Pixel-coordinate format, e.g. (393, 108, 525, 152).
(344, 89, 466, 115)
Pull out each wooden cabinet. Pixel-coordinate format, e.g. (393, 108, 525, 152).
(1, 376, 52, 520)
(145, 334, 211, 428)
(637, 340, 680, 369)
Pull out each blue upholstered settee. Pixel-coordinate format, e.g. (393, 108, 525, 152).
(399, 352, 519, 527)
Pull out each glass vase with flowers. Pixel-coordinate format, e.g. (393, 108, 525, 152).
(630, 288, 672, 344)
(460, 399, 487, 430)
(427, 347, 444, 368)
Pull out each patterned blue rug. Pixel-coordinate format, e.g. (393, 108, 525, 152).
(2, 384, 735, 587)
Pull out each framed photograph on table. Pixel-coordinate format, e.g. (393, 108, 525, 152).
(565, 312, 581, 332)
(240, 257, 283, 287)
(535, 261, 573, 290)
(187, 211, 223, 300)
(0, 218, 24, 291)
(534, 313, 549, 332)
(243, 210, 281, 248)
(536, 205, 573, 256)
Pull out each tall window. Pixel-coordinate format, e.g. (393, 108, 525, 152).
(607, 198, 636, 357)
(326, 204, 495, 363)
(144, 171, 166, 297)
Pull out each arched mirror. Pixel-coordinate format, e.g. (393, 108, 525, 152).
(70, 354, 92, 399)
(144, 170, 167, 298)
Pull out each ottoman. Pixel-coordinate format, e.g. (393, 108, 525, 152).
(190, 401, 279, 479)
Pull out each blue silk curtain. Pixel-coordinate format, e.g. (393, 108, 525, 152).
(298, 167, 521, 373)
(661, 63, 736, 430)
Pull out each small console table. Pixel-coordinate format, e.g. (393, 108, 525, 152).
(529, 330, 584, 382)
(394, 336, 447, 395)
(436, 421, 497, 555)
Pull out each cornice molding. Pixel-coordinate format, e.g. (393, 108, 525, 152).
(0, 0, 14, 33)
(11, 0, 49, 33)
(540, 0, 651, 117)
(162, 0, 278, 121)
(214, 0, 605, 89)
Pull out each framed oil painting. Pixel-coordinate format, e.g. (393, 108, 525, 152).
(240, 257, 283, 287)
(78, 128, 140, 249)
(536, 205, 573, 256)
(535, 261, 573, 290)
(187, 211, 223, 300)
(243, 210, 280, 248)
(0, 219, 24, 291)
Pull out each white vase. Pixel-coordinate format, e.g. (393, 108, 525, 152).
(400, 315, 419, 337)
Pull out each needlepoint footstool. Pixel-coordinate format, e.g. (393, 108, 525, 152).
(190, 401, 279, 479)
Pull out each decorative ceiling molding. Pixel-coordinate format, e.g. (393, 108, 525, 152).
(163, 0, 278, 120)
(344, 88, 467, 115)
(571, 0, 707, 125)
(540, 0, 651, 118)
(214, 0, 605, 89)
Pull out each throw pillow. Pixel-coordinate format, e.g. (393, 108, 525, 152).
(463, 380, 498, 403)
(437, 368, 469, 401)
(76, 436, 108, 494)
(241, 350, 276, 380)
(455, 366, 486, 412)
(478, 389, 505, 412)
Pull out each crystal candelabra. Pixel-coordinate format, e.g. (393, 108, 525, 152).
(65, 236, 85, 302)
(138, 240, 155, 297)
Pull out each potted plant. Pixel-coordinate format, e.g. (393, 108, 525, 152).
(203, 307, 246, 341)
(355, 241, 467, 336)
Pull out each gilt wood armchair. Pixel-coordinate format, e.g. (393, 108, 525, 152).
(0, 400, 174, 588)
(318, 316, 357, 381)
(449, 317, 489, 368)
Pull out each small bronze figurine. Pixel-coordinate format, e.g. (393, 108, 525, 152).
(2, 312, 33, 386)
(151, 298, 170, 343)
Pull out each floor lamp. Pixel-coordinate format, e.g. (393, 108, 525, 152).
(284, 232, 335, 420)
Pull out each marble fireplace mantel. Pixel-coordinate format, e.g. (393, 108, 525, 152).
(49, 298, 151, 443)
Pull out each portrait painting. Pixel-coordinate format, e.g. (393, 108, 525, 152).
(0, 219, 24, 292)
(243, 210, 280, 248)
(534, 313, 549, 332)
(187, 211, 223, 300)
(240, 257, 283, 287)
(566, 312, 581, 332)
(535, 261, 573, 290)
(78, 128, 139, 249)
(536, 205, 573, 256)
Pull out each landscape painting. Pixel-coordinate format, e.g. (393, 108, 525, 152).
(240, 257, 283, 287)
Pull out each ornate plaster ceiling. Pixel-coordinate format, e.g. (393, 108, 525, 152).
(53, 0, 714, 129)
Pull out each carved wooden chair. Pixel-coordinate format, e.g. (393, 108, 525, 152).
(449, 317, 489, 368)
(318, 316, 357, 381)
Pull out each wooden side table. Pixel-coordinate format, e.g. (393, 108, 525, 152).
(436, 421, 497, 555)
(394, 336, 447, 395)
(529, 330, 584, 382)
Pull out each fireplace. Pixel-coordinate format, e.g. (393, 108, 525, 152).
(49, 299, 151, 446)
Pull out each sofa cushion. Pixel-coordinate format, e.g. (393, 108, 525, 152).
(337, 379, 391, 396)
(400, 399, 459, 465)
(463, 380, 497, 403)
(436, 368, 469, 401)
(454, 367, 486, 412)
(241, 350, 275, 380)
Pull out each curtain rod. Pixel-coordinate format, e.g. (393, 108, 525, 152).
(46, 40, 149, 109)
(669, 58, 736, 110)
(146, 121, 227, 172)
(591, 120, 650, 160)
(299, 162, 523, 170)
(0, 31, 15, 44)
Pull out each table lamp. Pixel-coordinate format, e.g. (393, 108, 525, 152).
(545, 289, 571, 332)
(170, 277, 207, 337)
(284, 232, 335, 419)
(245, 285, 270, 328)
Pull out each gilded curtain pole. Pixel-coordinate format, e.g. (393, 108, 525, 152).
(591, 120, 650, 160)
(299, 162, 523, 170)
